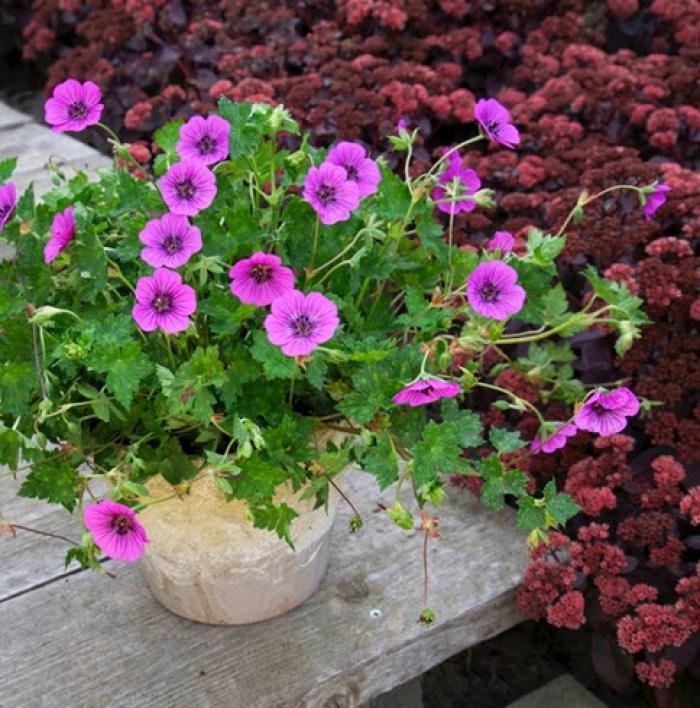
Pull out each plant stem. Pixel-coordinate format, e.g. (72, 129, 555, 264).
(288, 366, 297, 408)
(324, 474, 362, 523)
(9, 524, 79, 546)
(422, 530, 430, 605)
(446, 204, 456, 293)
(475, 381, 545, 424)
(309, 217, 320, 272)
(422, 134, 485, 181)
(554, 184, 642, 237)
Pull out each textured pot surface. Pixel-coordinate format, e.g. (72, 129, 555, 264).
(139, 471, 341, 625)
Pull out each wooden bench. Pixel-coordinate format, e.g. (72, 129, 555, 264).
(0, 467, 527, 707)
(0, 102, 528, 706)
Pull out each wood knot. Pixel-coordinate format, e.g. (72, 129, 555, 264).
(336, 578, 370, 604)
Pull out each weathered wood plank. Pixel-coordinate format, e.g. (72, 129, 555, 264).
(0, 122, 110, 178)
(0, 473, 97, 601)
(0, 103, 33, 131)
(0, 470, 527, 708)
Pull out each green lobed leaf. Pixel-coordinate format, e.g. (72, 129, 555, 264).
(0, 362, 36, 416)
(19, 459, 78, 511)
(0, 157, 17, 183)
(489, 427, 525, 454)
(412, 420, 467, 488)
(250, 502, 300, 548)
(361, 431, 399, 490)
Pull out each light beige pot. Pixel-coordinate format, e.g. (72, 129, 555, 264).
(139, 470, 342, 625)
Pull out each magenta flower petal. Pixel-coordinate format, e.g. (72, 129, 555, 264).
(139, 213, 202, 268)
(84, 501, 148, 563)
(264, 289, 339, 356)
(44, 206, 76, 264)
(229, 252, 295, 306)
(44, 79, 104, 133)
(303, 162, 360, 225)
(486, 230, 515, 254)
(574, 388, 640, 436)
(467, 260, 526, 320)
(0, 182, 17, 233)
(132, 267, 197, 334)
(474, 98, 520, 149)
(393, 377, 462, 407)
(326, 142, 381, 198)
(176, 115, 231, 165)
(159, 161, 217, 216)
(531, 422, 578, 454)
(643, 183, 670, 220)
(432, 151, 481, 215)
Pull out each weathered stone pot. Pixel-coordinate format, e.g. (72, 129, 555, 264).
(139, 470, 341, 625)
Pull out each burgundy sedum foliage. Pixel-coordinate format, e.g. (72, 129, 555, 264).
(18, 0, 700, 696)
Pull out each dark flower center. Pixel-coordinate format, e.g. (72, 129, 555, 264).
(291, 314, 315, 337)
(250, 263, 272, 283)
(112, 514, 133, 536)
(317, 184, 336, 206)
(163, 234, 182, 254)
(486, 119, 500, 134)
(0, 205, 9, 218)
(344, 164, 359, 181)
(480, 283, 501, 302)
(176, 179, 196, 199)
(153, 293, 172, 313)
(591, 402, 606, 415)
(198, 135, 216, 154)
(68, 101, 88, 119)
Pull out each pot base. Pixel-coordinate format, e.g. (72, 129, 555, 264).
(139, 474, 339, 625)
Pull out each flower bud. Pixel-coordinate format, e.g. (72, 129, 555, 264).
(418, 608, 436, 624)
(473, 188, 496, 209)
(387, 501, 414, 530)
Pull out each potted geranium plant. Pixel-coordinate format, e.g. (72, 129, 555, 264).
(0, 80, 661, 625)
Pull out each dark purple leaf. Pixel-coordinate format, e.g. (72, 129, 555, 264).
(591, 633, 634, 694)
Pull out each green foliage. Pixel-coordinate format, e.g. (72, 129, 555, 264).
(0, 156, 17, 182)
(19, 458, 78, 511)
(0, 99, 643, 561)
(361, 431, 399, 490)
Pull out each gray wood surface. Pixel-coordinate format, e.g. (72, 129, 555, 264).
(0, 476, 83, 602)
(0, 101, 111, 195)
(0, 469, 527, 708)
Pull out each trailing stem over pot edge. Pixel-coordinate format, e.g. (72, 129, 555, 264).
(0, 81, 658, 622)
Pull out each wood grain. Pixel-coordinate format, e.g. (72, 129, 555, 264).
(0, 470, 527, 708)
(0, 474, 93, 602)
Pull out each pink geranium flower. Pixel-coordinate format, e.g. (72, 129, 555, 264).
(486, 230, 515, 254)
(229, 252, 295, 307)
(325, 142, 381, 198)
(132, 267, 197, 334)
(159, 161, 217, 216)
(139, 213, 202, 268)
(432, 152, 481, 215)
(531, 423, 578, 454)
(303, 162, 360, 225)
(176, 115, 231, 165)
(643, 183, 670, 220)
(467, 260, 526, 320)
(264, 289, 339, 356)
(474, 98, 520, 149)
(0, 182, 16, 233)
(44, 206, 76, 263)
(393, 377, 462, 408)
(44, 79, 104, 133)
(575, 387, 640, 436)
(84, 501, 148, 563)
